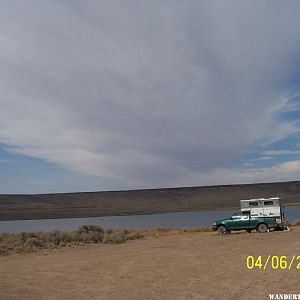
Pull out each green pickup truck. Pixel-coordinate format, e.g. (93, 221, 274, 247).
(212, 211, 277, 234)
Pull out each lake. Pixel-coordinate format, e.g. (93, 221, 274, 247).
(0, 206, 299, 233)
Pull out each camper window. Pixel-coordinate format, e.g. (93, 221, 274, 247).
(249, 202, 258, 207)
(264, 201, 273, 206)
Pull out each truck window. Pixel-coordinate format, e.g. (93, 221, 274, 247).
(241, 212, 249, 220)
(263, 201, 273, 206)
(231, 214, 241, 220)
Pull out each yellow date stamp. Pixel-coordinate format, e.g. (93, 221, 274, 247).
(246, 255, 300, 270)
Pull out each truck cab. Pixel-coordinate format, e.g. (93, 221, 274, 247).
(212, 211, 277, 234)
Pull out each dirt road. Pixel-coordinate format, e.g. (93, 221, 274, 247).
(1, 228, 300, 300)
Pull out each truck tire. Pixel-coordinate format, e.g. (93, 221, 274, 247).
(217, 225, 228, 235)
(257, 223, 268, 233)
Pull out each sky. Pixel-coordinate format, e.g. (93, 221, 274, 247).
(1, 1, 300, 194)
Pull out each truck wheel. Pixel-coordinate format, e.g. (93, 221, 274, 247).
(257, 223, 268, 233)
(217, 225, 227, 235)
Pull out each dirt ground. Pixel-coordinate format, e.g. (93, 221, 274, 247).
(1, 228, 300, 300)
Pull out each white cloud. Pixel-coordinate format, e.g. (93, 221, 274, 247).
(1, 1, 300, 189)
(262, 122, 300, 146)
(263, 150, 300, 156)
(249, 156, 274, 161)
(180, 159, 300, 187)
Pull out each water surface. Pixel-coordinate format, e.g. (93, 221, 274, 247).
(0, 206, 299, 233)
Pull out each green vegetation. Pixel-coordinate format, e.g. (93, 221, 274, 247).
(0, 225, 211, 256)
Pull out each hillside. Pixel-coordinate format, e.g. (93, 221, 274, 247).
(1, 181, 300, 221)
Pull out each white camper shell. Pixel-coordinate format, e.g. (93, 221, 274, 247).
(240, 197, 284, 224)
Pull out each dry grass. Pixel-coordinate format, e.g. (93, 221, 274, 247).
(129, 226, 211, 239)
(292, 220, 300, 226)
(0, 226, 211, 256)
(2, 223, 299, 256)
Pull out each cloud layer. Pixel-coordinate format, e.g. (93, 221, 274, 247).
(1, 1, 300, 189)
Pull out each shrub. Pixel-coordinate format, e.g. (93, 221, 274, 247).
(0, 232, 10, 242)
(106, 228, 114, 234)
(77, 225, 104, 243)
(24, 237, 44, 249)
(104, 231, 126, 244)
(0, 224, 212, 256)
(125, 231, 145, 240)
(19, 232, 36, 242)
(78, 225, 104, 234)
(89, 231, 103, 243)
(48, 230, 64, 246)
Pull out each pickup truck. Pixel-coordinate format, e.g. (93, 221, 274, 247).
(212, 211, 277, 234)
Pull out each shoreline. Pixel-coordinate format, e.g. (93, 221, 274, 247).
(1, 202, 300, 222)
(0, 206, 239, 222)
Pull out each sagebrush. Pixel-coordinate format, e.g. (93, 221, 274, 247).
(0, 225, 211, 255)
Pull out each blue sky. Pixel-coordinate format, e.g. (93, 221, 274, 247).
(1, 1, 300, 194)
(0, 144, 128, 193)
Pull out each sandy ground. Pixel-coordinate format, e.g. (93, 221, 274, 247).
(1, 228, 300, 300)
